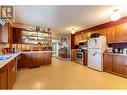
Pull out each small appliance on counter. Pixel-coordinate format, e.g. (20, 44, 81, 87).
(12, 48, 19, 53)
(123, 48, 127, 54)
(90, 33, 101, 38)
(2, 48, 11, 54)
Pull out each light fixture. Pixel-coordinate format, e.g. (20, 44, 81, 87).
(71, 28, 75, 34)
(110, 9, 121, 21)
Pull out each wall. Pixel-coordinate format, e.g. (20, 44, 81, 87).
(52, 39, 60, 56)
(75, 16, 127, 35)
(0, 43, 9, 54)
(71, 16, 127, 49)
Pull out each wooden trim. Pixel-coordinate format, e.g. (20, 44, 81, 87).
(71, 34, 75, 49)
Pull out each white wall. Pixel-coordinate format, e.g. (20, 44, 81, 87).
(52, 39, 60, 56)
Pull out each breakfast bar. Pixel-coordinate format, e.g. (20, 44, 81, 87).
(18, 51, 52, 68)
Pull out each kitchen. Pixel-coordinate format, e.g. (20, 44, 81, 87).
(1, 5, 127, 90)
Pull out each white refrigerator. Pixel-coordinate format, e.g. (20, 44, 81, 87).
(88, 36, 107, 71)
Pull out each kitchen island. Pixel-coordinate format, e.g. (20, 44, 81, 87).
(18, 51, 52, 68)
(0, 51, 52, 89)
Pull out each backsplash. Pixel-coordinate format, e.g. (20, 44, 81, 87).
(0, 44, 9, 54)
(108, 43, 127, 49)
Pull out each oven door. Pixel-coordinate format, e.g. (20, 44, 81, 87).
(76, 52, 84, 61)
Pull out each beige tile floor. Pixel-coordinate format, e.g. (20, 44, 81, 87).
(13, 57, 127, 89)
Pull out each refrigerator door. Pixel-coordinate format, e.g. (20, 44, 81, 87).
(88, 36, 106, 49)
(88, 48, 103, 71)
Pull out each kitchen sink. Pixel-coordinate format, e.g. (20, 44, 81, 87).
(0, 55, 12, 61)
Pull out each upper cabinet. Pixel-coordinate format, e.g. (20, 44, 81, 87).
(107, 26, 115, 43)
(74, 22, 127, 46)
(115, 23, 127, 43)
(74, 34, 82, 45)
(13, 28, 22, 44)
(82, 32, 88, 40)
(78, 33, 83, 42)
(0, 23, 13, 43)
(0, 23, 12, 43)
(99, 28, 107, 37)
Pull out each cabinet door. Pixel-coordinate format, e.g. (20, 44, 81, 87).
(107, 26, 115, 43)
(13, 28, 22, 43)
(82, 33, 88, 40)
(103, 54, 113, 72)
(98, 28, 107, 37)
(71, 49, 75, 61)
(113, 55, 125, 75)
(7, 59, 16, 89)
(78, 34, 83, 42)
(0, 25, 2, 42)
(0, 65, 7, 89)
(115, 23, 127, 42)
(124, 56, 127, 76)
(18, 53, 33, 68)
(1, 23, 8, 43)
(32, 53, 40, 66)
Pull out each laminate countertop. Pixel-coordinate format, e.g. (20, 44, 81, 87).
(104, 52, 127, 56)
(0, 53, 21, 69)
(0, 51, 53, 69)
(22, 51, 53, 53)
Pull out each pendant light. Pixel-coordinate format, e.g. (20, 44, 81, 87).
(71, 28, 75, 34)
(110, 9, 121, 21)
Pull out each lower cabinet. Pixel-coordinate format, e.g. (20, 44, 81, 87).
(0, 59, 16, 89)
(0, 65, 8, 89)
(103, 54, 113, 72)
(18, 52, 52, 68)
(103, 54, 127, 78)
(71, 49, 76, 61)
(7, 59, 16, 89)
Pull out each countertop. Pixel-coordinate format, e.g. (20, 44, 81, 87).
(0, 53, 21, 69)
(104, 52, 127, 56)
(0, 51, 53, 69)
(22, 51, 53, 53)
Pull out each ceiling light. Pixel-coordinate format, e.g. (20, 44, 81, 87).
(71, 28, 75, 34)
(110, 9, 121, 21)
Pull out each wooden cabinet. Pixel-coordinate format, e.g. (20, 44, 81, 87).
(113, 55, 125, 75)
(115, 23, 127, 43)
(82, 32, 88, 40)
(74, 34, 79, 45)
(1, 23, 8, 43)
(7, 59, 17, 89)
(0, 65, 8, 89)
(71, 49, 76, 61)
(78, 33, 83, 42)
(98, 28, 107, 37)
(0, 58, 17, 90)
(0, 23, 13, 43)
(84, 50, 88, 66)
(18, 52, 52, 68)
(18, 53, 33, 68)
(103, 54, 113, 72)
(103, 53, 127, 78)
(74, 33, 84, 45)
(13, 28, 22, 43)
(107, 26, 115, 43)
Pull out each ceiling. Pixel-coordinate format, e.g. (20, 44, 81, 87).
(14, 5, 127, 38)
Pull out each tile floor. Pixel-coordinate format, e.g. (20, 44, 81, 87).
(13, 57, 127, 89)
